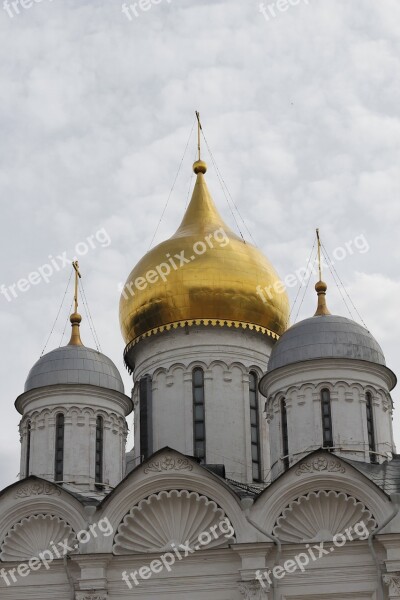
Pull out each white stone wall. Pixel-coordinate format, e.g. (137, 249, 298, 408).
(128, 325, 274, 484)
(16, 385, 132, 492)
(262, 359, 396, 480)
(0, 449, 398, 600)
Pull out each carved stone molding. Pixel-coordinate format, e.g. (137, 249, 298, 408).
(15, 481, 61, 498)
(265, 400, 273, 423)
(239, 580, 269, 599)
(383, 574, 400, 597)
(75, 593, 108, 600)
(269, 381, 385, 411)
(295, 456, 346, 476)
(143, 455, 193, 474)
(0, 514, 77, 561)
(273, 490, 376, 543)
(23, 408, 126, 434)
(113, 489, 235, 554)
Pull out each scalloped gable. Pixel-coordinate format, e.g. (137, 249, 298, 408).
(95, 447, 251, 545)
(0, 476, 88, 547)
(248, 449, 394, 535)
(100, 447, 244, 510)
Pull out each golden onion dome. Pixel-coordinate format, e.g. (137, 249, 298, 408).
(119, 159, 290, 351)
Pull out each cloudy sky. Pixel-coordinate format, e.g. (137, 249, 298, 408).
(0, 0, 399, 489)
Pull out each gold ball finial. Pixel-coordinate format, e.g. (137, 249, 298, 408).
(193, 160, 207, 174)
(69, 312, 83, 345)
(314, 280, 331, 316)
(315, 281, 327, 294)
(70, 312, 82, 325)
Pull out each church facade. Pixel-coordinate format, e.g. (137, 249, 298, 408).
(0, 154, 399, 600)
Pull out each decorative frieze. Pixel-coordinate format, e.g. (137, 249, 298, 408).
(143, 455, 193, 474)
(15, 481, 61, 498)
(238, 580, 269, 599)
(295, 456, 346, 476)
(75, 593, 108, 600)
(383, 574, 400, 598)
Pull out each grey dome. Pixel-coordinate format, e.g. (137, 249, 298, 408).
(268, 314, 386, 373)
(25, 345, 124, 393)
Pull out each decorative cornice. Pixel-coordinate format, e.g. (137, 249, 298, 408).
(296, 456, 346, 476)
(75, 593, 108, 600)
(262, 358, 396, 395)
(143, 455, 193, 474)
(124, 319, 279, 372)
(383, 573, 400, 596)
(267, 381, 391, 414)
(15, 481, 61, 499)
(21, 409, 127, 435)
(238, 580, 270, 599)
(16, 384, 132, 417)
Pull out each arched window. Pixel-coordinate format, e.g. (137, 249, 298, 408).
(26, 420, 31, 477)
(321, 389, 333, 448)
(95, 416, 104, 486)
(54, 413, 65, 482)
(140, 375, 153, 461)
(193, 368, 206, 462)
(249, 372, 261, 482)
(281, 399, 289, 471)
(366, 392, 377, 463)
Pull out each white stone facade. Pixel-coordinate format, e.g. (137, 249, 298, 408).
(1, 284, 399, 600)
(0, 448, 399, 599)
(127, 325, 273, 483)
(261, 358, 396, 480)
(16, 384, 132, 492)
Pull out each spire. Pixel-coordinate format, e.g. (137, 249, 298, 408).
(314, 229, 331, 317)
(172, 111, 237, 239)
(193, 110, 207, 176)
(68, 261, 83, 346)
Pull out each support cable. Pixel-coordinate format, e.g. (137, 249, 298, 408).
(80, 278, 102, 352)
(59, 299, 74, 347)
(41, 270, 73, 356)
(287, 238, 317, 327)
(321, 242, 369, 329)
(147, 121, 195, 251)
(320, 245, 355, 321)
(200, 128, 248, 244)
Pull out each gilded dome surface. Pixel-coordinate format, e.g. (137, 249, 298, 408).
(119, 162, 290, 347)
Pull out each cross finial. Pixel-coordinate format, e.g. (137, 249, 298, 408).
(316, 228, 322, 281)
(193, 111, 207, 174)
(314, 229, 331, 317)
(72, 260, 81, 314)
(69, 261, 83, 346)
(195, 110, 202, 161)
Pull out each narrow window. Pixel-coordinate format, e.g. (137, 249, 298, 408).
(54, 413, 64, 482)
(249, 372, 261, 482)
(26, 421, 31, 477)
(140, 375, 153, 461)
(193, 368, 206, 462)
(281, 399, 289, 471)
(366, 392, 377, 463)
(321, 389, 333, 448)
(95, 416, 104, 485)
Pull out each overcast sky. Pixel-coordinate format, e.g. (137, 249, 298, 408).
(0, 0, 399, 489)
